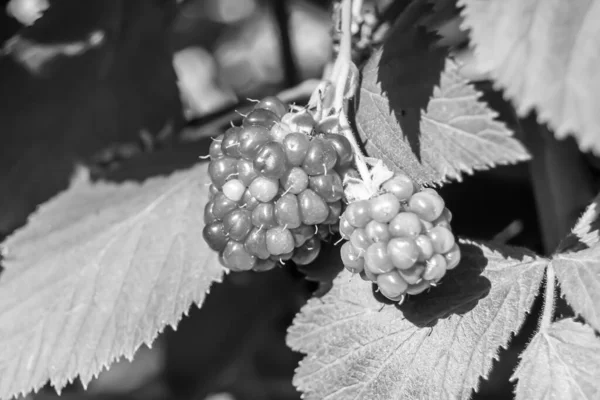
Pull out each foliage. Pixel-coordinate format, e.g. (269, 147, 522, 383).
(512, 319, 600, 399)
(0, 164, 222, 398)
(1, 0, 600, 399)
(356, 11, 529, 185)
(288, 242, 547, 399)
(459, 0, 600, 154)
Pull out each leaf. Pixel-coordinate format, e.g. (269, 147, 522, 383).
(558, 193, 600, 253)
(0, 0, 183, 236)
(287, 241, 547, 400)
(553, 247, 600, 332)
(512, 319, 600, 400)
(0, 162, 223, 399)
(458, 0, 600, 154)
(552, 194, 600, 331)
(356, 24, 529, 185)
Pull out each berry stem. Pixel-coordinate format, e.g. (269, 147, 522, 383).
(330, 0, 373, 192)
(339, 110, 372, 190)
(539, 264, 556, 330)
(332, 0, 352, 113)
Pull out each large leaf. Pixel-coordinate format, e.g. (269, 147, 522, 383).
(355, 11, 529, 185)
(0, 0, 183, 236)
(287, 241, 547, 400)
(512, 319, 600, 400)
(458, 0, 600, 154)
(0, 162, 222, 399)
(357, 52, 528, 186)
(553, 194, 600, 331)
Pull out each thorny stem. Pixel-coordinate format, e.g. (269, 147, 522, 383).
(332, 0, 352, 113)
(272, 0, 299, 87)
(332, 0, 373, 191)
(540, 265, 556, 330)
(339, 111, 372, 189)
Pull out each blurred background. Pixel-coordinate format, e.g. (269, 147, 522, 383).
(0, 0, 594, 399)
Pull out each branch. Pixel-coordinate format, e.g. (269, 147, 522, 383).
(271, 0, 299, 87)
(517, 116, 594, 253)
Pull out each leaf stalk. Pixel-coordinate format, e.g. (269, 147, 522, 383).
(540, 264, 556, 330)
(332, 0, 373, 191)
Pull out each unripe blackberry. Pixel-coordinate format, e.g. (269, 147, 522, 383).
(339, 172, 460, 302)
(203, 97, 356, 273)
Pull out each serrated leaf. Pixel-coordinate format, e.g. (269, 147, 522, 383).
(458, 0, 600, 154)
(0, 162, 222, 399)
(553, 194, 600, 331)
(512, 319, 600, 400)
(356, 27, 529, 185)
(558, 193, 600, 253)
(0, 0, 183, 235)
(552, 246, 600, 332)
(287, 241, 547, 400)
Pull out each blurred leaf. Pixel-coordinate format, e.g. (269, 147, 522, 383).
(356, 20, 528, 185)
(6, 0, 49, 26)
(512, 319, 600, 400)
(0, 0, 182, 235)
(459, 0, 600, 154)
(287, 241, 547, 400)
(0, 162, 223, 399)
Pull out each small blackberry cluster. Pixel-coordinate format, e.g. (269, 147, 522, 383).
(203, 97, 356, 272)
(339, 174, 461, 301)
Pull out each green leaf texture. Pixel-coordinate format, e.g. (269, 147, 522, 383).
(287, 241, 546, 400)
(512, 319, 600, 400)
(459, 0, 600, 154)
(0, 162, 222, 399)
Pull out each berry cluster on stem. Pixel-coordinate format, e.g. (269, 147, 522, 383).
(203, 97, 358, 272)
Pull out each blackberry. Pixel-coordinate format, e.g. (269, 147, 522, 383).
(203, 96, 356, 273)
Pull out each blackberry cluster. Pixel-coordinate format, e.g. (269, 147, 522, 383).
(339, 174, 461, 301)
(203, 96, 356, 272)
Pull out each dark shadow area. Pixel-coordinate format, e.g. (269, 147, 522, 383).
(372, 2, 446, 161)
(0, 0, 183, 237)
(368, 243, 489, 328)
(438, 164, 543, 253)
(471, 283, 544, 400)
(372, 237, 538, 330)
(97, 139, 212, 183)
(399, 242, 490, 328)
(164, 267, 306, 400)
(294, 237, 345, 297)
(0, 0, 20, 42)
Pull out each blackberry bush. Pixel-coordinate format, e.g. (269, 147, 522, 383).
(0, 0, 598, 399)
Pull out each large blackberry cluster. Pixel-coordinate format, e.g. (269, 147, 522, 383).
(203, 96, 356, 272)
(339, 174, 461, 301)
